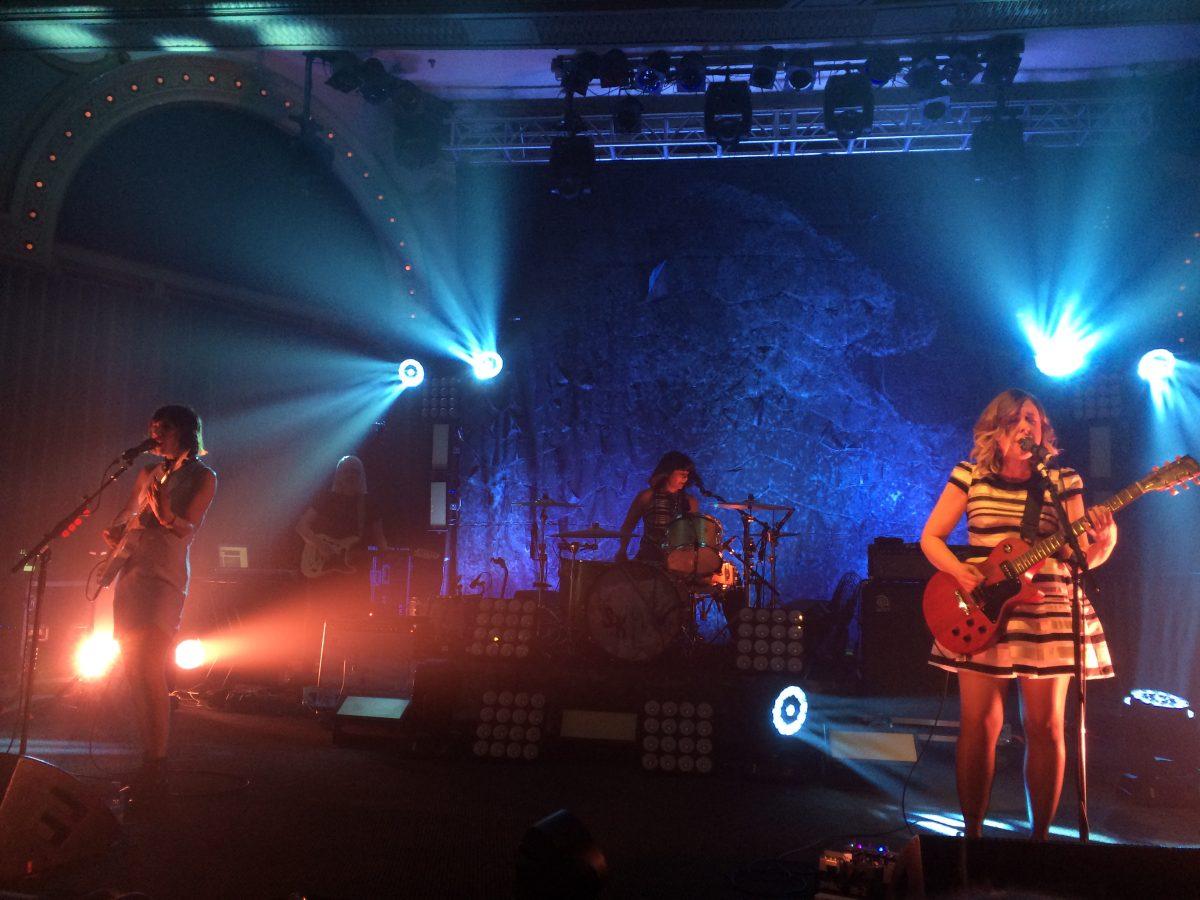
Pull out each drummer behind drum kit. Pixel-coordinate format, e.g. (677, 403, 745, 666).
(512, 491, 799, 663)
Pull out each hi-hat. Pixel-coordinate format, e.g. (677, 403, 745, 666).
(515, 497, 580, 508)
(716, 499, 792, 512)
(556, 525, 622, 539)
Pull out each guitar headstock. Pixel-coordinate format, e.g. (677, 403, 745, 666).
(1144, 455, 1200, 495)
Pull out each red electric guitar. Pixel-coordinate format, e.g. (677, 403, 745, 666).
(923, 455, 1199, 656)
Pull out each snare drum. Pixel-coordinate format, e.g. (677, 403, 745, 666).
(663, 513, 724, 577)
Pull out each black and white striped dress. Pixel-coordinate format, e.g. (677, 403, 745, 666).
(928, 461, 1114, 680)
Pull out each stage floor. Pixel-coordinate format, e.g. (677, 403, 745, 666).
(6, 683, 1200, 899)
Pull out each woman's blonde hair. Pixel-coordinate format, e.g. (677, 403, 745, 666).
(333, 455, 367, 494)
(969, 389, 1058, 476)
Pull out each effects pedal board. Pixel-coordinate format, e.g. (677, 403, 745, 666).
(816, 842, 897, 899)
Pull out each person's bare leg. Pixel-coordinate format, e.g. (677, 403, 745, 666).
(1018, 675, 1070, 840)
(956, 670, 1008, 838)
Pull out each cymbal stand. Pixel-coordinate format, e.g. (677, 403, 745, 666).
(557, 539, 595, 645)
(761, 507, 794, 608)
(528, 493, 552, 608)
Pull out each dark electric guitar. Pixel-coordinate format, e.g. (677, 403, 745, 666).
(923, 455, 1199, 657)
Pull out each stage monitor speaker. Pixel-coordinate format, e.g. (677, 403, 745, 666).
(899, 833, 1200, 898)
(859, 579, 947, 696)
(0, 754, 119, 881)
(317, 616, 432, 696)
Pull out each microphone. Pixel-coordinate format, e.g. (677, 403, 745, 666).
(491, 557, 507, 569)
(468, 573, 486, 590)
(1018, 436, 1053, 461)
(120, 437, 158, 462)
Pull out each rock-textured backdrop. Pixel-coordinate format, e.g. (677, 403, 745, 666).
(455, 179, 964, 600)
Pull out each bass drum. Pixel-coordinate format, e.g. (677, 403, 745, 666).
(585, 561, 687, 662)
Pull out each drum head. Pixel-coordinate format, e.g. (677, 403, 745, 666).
(585, 561, 686, 662)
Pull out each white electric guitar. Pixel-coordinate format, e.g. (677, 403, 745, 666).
(96, 459, 172, 589)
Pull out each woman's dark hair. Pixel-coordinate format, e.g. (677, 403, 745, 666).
(648, 450, 702, 489)
(152, 404, 205, 456)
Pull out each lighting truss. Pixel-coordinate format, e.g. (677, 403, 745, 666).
(449, 95, 1152, 163)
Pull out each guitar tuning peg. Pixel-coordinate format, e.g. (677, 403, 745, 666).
(1171, 488, 1180, 496)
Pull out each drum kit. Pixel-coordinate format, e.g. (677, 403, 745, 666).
(514, 490, 798, 662)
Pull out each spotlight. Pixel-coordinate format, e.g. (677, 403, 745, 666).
(472, 687, 547, 761)
(704, 81, 753, 150)
(470, 350, 504, 380)
(865, 50, 901, 87)
(919, 90, 951, 121)
(1018, 304, 1099, 379)
(357, 58, 397, 105)
(749, 46, 781, 90)
(468, 597, 539, 659)
(943, 47, 982, 87)
(392, 82, 447, 167)
(1126, 688, 1192, 711)
(971, 110, 1025, 181)
(982, 36, 1024, 88)
(771, 685, 809, 737)
(823, 72, 874, 141)
(598, 49, 631, 89)
(639, 698, 715, 775)
(74, 632, 120, 680)
(675, 51, 707, 93)
(1138, 349, 1177, 383)
(612, 95, 643, 134)
(634, 50, 672, 95)
(321, 51, 365, 93)
(559, 51, 600, 96)
(398, 358, 425, 388)
(904, 54, 942, 94)
(515, 810, 607, 900)
(174, 638, 206, 670)
(548, 134, 595, 199)
(734, 607, 804, 673)
(785, 52, 816, 91)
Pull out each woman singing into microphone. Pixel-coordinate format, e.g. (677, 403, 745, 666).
(919, 389, 1115, 840)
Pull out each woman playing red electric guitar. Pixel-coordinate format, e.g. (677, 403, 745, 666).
(919, 389, 1116, 841)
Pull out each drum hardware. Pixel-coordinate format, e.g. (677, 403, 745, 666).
(519, 493, 578, 609)
(554, 524, 622, 540)
(704, 489, 795, 608)
(715, 498, 792, 512)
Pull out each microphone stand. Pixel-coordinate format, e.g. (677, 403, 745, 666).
(1032, 453, 1100, 843)
(9, 455, 137, 759)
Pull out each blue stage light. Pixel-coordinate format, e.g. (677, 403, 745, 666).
(397, 358, 425, 388)
(1138, 349, 1177, 384)
(1125, 688, 1192, 714)
(470, 351, 504, 381)
(770, 685, 808, 737)
(1017, 302, 1101, 378)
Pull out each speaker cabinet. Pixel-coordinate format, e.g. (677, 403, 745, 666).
(860, 579, 946, 696)
(0, 754, 119, 880)
(899, 833, 1200, 898)
(317, 617, 432, 696)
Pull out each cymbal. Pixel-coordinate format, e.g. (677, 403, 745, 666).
(556, 525, 622, 539)
(716, 498, 792, 512)
(514, 497, 580, 508)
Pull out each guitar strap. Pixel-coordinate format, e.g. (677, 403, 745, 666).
(1020, 475, 1047, 543)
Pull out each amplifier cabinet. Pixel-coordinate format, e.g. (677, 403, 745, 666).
(859, 579, 948, 696)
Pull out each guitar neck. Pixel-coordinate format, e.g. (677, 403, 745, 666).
(1011, 477, 1148, 574)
